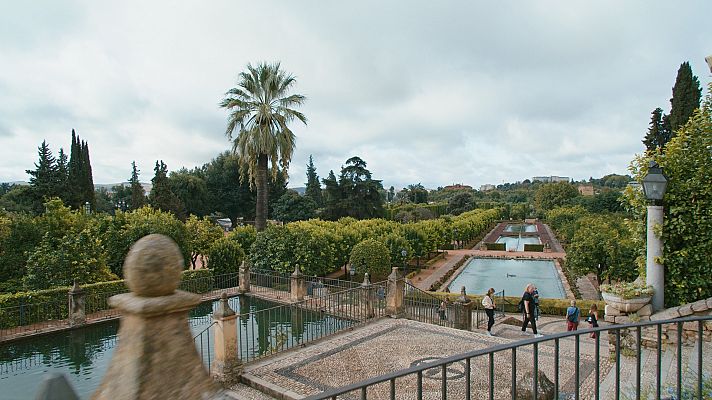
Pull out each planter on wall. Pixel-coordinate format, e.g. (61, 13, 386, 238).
(602, 292, 652, 313)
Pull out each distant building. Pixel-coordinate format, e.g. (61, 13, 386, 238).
(532, 176, 570, 183)
(577, 185, 594, 196)
(479, 184, 495, 191)
(443, 184, 472, 191)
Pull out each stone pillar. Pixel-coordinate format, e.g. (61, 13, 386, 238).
(291, 264, 306, 301)
(212, 293, 241, 384)
(238, 261, 250, 293)
(386, 267, 404, 318)
(68, 280, 86, 327)
(454, 286, 473, 331)
(93, 234, 218, 400)
(646, 205, 664, 311)
(361, 273, 374, 319)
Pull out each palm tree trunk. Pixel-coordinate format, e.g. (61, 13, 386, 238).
(255, 153, 268, 231)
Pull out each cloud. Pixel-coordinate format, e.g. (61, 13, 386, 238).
(1, 0, 710, 190)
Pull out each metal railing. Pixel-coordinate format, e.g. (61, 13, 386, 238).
(193, 321, 217, 372)
(237, 283, 387, 364)
(473, 289, 506, 329)
(303, 315, 712, 400)
(249, 269, 292, 300)
(403, 282, 457, 329)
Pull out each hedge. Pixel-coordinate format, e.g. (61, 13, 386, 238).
(0, 269, 217, 329)
(523, 244, 544, 252)
(430, 292, 605, 318)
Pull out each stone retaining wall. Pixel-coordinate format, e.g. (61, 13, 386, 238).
(608, 297, 712, 353)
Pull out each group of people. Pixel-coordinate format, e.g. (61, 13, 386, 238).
(519, 283, 600, 338)
(438, 283, 601, 339)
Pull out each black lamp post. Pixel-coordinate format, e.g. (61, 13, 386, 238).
(83, 201, 91, 215)
(641, 161, 668, 311)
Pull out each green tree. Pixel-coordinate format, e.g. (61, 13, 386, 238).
(272, 190, 317, 223)
(202, 152, 255, 223)
(321, 170, 342, 220)
(447, 192, 475, 215)
(642, 107, 672, 151)
(149, 160, 186, 219)
(653, 83, 711, 305)
(206, 237, 245, 276)
(26, 140, 59, 213)
(128, 161, 146, 210)
(405, 183, 428, 204)
(227, 225, 257, 256)
(332, 157, 384, 219)
(545, 205, 588, 244)
(304, 155, 323, 207)
(534, 182, 580, 212)
(220, 62, 307, 231)
(668, 61, 702, 133)
(169, 169, 209, 217)
(566, 215, 637, 285)
(349, 239, 391, 279)
(185, 215, 224, 268)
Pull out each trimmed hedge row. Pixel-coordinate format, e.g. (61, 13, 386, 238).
(0, 269, 216, 330)
(431, 292, 605, 317)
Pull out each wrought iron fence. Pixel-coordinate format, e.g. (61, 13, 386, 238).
(302, 315, 712, 400)
(473, 289, 506, 329)
(403, 282, 457, 329)
(193, 321, 217, 372)
(249, 269, 292, 300)
(237, 283, 387, 364)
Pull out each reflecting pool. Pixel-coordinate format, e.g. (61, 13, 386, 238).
(447, 258, 566, 299)
(495, 236, 541, 251)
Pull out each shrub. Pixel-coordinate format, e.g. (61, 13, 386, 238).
(207, 238, 245, 276)
(600, 281, 654, 299)
(350, 239, 391, 279)
(228, 225, 257, 256)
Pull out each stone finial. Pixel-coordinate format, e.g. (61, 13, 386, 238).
(214, 293, 235, 319)
(123, 234, 183, 297)
(362, 272, 371, 287)
(69, 279, 83, 294)
(458, 286, 471, 303)
(292, 263, 303, 277)
(388, 267, 401, 280)
(35, 373, 80, 400)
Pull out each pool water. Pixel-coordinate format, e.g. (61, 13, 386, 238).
(496, 236, 541, 251)
(503, 224, 537, 233)
(0, 295, 348, 399)
(447, 258, 566, 299)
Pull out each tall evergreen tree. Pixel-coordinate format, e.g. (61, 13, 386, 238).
(129, 161, 146, 210)
(304, 155, 323, 207)
(321, 170, 341, 220)
(81, 140, 95, 210)
(669, 62, 702, 133)
(55, 147, 69, 204)
(149, 160, 186, 219)
(642, 108, 672, 151)
(26, 141, 59, 212)
(67, 129, 83, 208)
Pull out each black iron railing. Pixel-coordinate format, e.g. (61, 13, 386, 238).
(193, 321, 217, 372)
(473, 289, 506, 329)
(403, 282, 457, 329)
(237, 283, 387, 363)
(303, 315, 712, 400)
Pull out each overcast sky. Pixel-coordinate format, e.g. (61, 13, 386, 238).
(1, 1, 710, 190)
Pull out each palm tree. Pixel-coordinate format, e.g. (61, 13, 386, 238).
(220, 62, 307, 231)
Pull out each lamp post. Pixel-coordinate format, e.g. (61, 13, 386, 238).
(401, 249, 407, 274)
(349, 264, 355, 281)
(642, 161, 667, 311)
(83, 201, 91, 215)
(453, 228, 458, 250)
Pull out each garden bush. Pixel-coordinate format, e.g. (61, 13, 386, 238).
(206, 238, 245, 276)
(350, 239, 391, 279)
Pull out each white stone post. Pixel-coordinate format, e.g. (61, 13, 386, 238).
(212, 293, 241, 384)
(238, 261, 250, 293)
(291, 264, 306, 301)
(646, 205, 664, 311)
(386, 267, 404, 318)
(361, 273, 374, 319)
(68, 280, 86, 327)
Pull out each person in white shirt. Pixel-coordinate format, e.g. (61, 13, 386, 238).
(482, 288, 496, 336)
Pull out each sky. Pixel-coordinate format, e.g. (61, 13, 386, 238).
(1, 1, 710, 191)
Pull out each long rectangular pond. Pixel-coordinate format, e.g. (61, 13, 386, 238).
(447, 258, 566, 299)
(0, 295, 351, 399)
(503, 223, 538, 233)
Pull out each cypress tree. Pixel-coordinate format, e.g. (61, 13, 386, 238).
(67, 129, 83, 208)
(129, 161, 146, 210)
(304, 155, 323, 207)
(56, 148, 69, 204)
(81, 140, 95, 209)
(149, 160, 186, 219)
(669, 61, 702, 132)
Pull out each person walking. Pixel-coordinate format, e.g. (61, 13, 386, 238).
(587, 303, 599, 338)
(520, 283, 543, 338)
(438, 297, 450, 321)
(482, 288, 497, 336)
(566, 300, 580, 331)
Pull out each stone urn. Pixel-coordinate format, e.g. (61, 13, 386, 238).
(602, 292, 652, 313)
